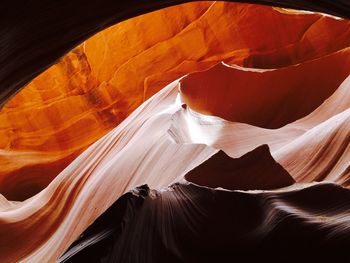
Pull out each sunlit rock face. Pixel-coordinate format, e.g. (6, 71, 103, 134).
(1, 2, 350, 200)
(0, 1, 350, 262)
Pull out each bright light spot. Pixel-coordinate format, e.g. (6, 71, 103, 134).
(184, 107, 224, 146)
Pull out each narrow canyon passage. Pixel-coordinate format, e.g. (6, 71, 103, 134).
(0, 1, 349, 262)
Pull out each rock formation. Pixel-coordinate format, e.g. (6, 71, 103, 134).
(0, 1, 349, 262)
(1, 2, 350, 200)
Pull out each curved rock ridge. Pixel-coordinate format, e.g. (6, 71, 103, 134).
(172, 75, 350, 185)
(1, 2, 350, 199)
(0, 62, 348, 261)
(0, 81, 216, 263)
(179, 48, 350, 128)
(59, 181, 350, 262)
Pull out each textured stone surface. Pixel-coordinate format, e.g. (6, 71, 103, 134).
(1, 2, 350, 200)
(1, 65, 349, 262)
(0, 0, 350, 109)
(0, 1, 349, 262)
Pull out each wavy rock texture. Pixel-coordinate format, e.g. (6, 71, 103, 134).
(1, 2, 350, 200)
(60, 182, 350, 262)
(0, 2, 349, 262)
(0, 0, 349, 109)
(180, 50, 350, 128)
(0, 64, 349, 261)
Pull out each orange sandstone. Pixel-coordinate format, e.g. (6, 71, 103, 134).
(0, 2, 349, 199)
